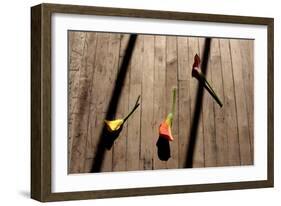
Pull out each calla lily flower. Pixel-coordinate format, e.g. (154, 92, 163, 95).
(104, 95, 140, 133)
(192, 54, 223, 107)
(159, 88, 176, 141)
(104, 119, 124, 132)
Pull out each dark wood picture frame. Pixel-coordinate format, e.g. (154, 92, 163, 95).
(31, 3, 274, 202)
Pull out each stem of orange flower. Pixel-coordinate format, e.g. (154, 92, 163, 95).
(172, 88, 176, 115)
(123, 95, 141, 123)
(167, 88, 177, 127)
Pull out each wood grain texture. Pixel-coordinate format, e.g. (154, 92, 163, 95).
(230, 39, 252, 165)
(199, 38, 216, 167)
(219, 39, 241, 165)
(126, 35, 143, 171)
(166, 36, 179, 169)
(140, 35, 155, 170)
(188, 37, 205, 168)
(240, 40, 254, 161)
(210, 39, 228, 167)
(112, 34, 130, 171)
(68, 32, 255, 173)
(153, 36, 167, 169)
(177, 37, 190, 167)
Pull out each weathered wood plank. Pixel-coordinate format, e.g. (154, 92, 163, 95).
(248, 40, 254, 162)
(209, 39, 228, 167)
(240, 39, 254, 162)
(69, 71, 80, 99)
(84, 33, 120, 172)
(85, 33, 109, 160)
(219, 39, 241, 166)
(177, 37, 191, 168)
(68, 32, 82, 166)
(140, 35, 155, 170)
(199, 38, 216, 167)
(68, 32, 87, 162)
(69, 32, 97, 173)
(112, 34, 130, 171)
(69, 32, 86, 72)
(230, 39, 252, 165)
(166, 36, 179, 169)
(153, 35, 167, 170)
(100, 33, 121, 172)
(187, 37, 205, 168)
(68, 32, 86, 122)
(126, 35, 143, 171)
(177, 37, 189, 81)
(84, 158, 94, 172)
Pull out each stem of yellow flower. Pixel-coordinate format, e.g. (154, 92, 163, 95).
(135, 95, 141, 107)
(123, 104, 140, 122)
(123, 95, 141, 122)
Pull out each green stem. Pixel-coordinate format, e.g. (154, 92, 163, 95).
(134, 95, 141, 107)
(168, 88, 177, 127)
(200, 73, 223, 107)
(123, 104, 140, 122)
(171, 88, 177, 115)
(204, 84, 223, 107)
(202, 79, 223, 107)
(201, 74, 216, 97)
(123, 95, 141, 122)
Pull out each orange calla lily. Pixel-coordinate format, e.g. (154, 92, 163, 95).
(192, 54, 223, 107)
(159, 88, 176, 141)
(159, 120, 174, 141)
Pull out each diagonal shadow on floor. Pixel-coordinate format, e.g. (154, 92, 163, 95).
(90, 34, 137, 173)
(184, 38, 212, 168)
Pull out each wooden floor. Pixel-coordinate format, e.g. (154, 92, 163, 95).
(68, 31, 254, 173)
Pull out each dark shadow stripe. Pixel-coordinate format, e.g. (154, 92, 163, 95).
(91, 34, 137, 172)
(185, 38, 212, 168)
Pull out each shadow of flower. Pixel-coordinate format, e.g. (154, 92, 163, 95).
(103, 125, 124, 150)
(156, 136, 171, 161)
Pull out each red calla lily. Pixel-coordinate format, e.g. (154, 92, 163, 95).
(192, 54, 223, 107)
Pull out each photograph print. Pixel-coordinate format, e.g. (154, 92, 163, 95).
(68, 31, 253, 174)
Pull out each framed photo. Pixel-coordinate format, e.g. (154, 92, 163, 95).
(31, 3, 274, 202)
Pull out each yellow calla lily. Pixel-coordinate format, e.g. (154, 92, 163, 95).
(104, 95, 140, 133)
(104, 119, 124, 132)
